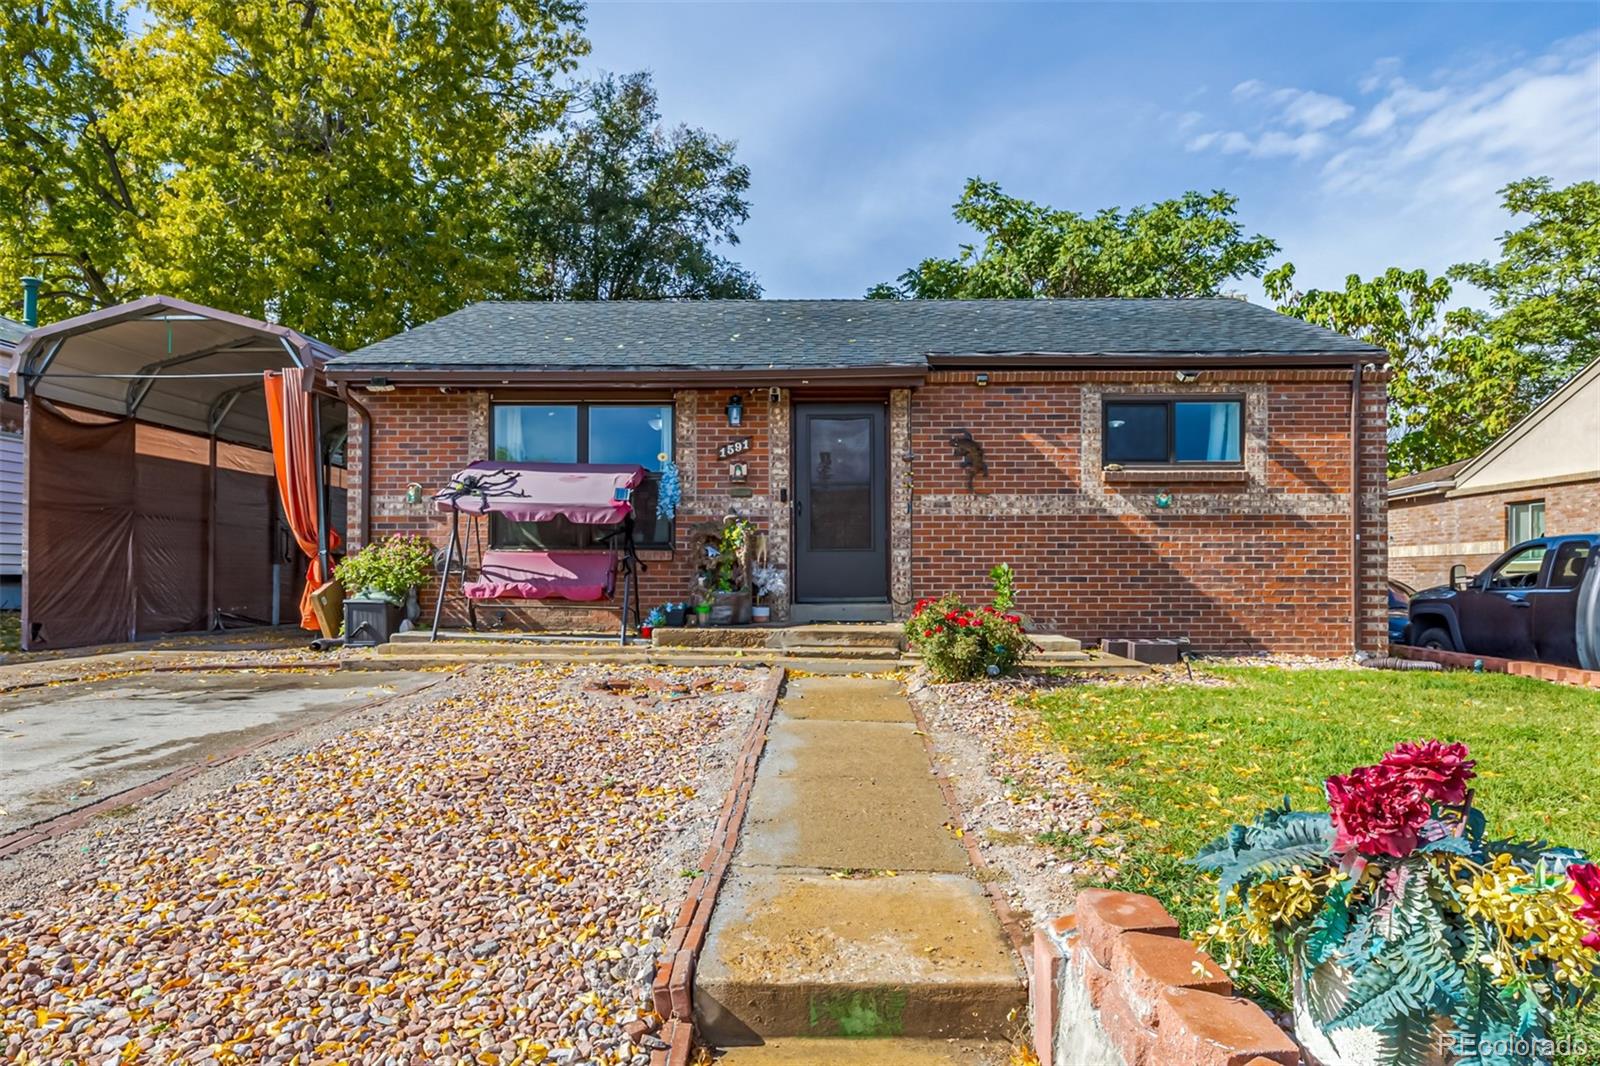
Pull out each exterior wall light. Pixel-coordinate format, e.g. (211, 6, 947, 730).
(1175, 370, 1200, 383)
(726, 394, 744, 426)
(975, 372, 990, 387)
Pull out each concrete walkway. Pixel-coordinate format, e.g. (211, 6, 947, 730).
(696, 676, 1024, 1062)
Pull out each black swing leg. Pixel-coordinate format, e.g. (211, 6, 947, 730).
(430, 516, 458, 642)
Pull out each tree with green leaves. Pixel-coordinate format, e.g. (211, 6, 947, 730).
(1269, 178, 1600, 476)
(505, 71, 759, 301)
(866, 179, 1278, 299)
(0, 0, 588, 348)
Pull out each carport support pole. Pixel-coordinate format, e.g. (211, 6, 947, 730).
(206, 432, 218, 629)
(311, 396, 331, 587)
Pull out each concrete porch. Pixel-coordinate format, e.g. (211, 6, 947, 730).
(373, 623, 1145, 674)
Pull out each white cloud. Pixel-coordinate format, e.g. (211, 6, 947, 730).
(1271, 89, 1355, 130)
(1232, 78, 1267, 99)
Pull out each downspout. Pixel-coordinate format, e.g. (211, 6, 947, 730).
(335, 381, 373, 548)
(1349, 360, 1365, 654)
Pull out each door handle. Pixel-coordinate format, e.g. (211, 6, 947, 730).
(794, 499, 802, 515)
(1507, 597, 1531, 607)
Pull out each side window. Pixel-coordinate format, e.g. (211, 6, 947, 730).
(1547, 542, 1592, 590)
(1506, 500, 1545, 546)
(1487, 544, 1546, 590)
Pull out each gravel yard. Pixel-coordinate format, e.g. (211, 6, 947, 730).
(0, 662, 769, 1065)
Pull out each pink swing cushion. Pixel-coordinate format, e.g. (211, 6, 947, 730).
(464, 550, 617, 603)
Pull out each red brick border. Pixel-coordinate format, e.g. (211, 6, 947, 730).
(1033, 890, 1300, 1066)
(1391, 644, 1600, 689)
(648, 665, 785, 1066)
(906, 688, 1035, 960)
(0, 671, 459, 859)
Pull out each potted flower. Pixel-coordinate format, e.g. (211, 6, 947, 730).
(333, 534, 434, 645)
(751, 565, 786, 623)
(693, 516, 755, 625)
(663, 601, 688, 628)
(693, 594, 714, 626)
(641, 606, 665, 640)
(1193, 740, 1600, 1066)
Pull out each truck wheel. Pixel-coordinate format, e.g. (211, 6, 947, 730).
(1413, 626, 1454, 652)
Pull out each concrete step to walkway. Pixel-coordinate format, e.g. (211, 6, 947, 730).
(713, 1037, 1013, 1065)
(652, 623, 906, 651)
(696, 675, 1025, 1050)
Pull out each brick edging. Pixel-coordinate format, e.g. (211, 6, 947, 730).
(0, 670, 460, 860)
(905, 682, 1034, 961)
(1391, 644, 1600, 688)
(1033, 889, 1300, 1066)
(647, 664, 785, 1066)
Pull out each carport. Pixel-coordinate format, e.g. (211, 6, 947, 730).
(8, 297, 350, 650)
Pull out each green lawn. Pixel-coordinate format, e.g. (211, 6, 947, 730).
(1027, 665, 1600, 1055)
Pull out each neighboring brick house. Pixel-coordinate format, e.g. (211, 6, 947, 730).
(1389, 358, 1600, 590)
(325, 299, 1389, 655)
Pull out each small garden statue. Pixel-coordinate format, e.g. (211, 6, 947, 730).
(691, 515, 756, 625)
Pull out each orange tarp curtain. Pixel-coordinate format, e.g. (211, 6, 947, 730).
(264, 369, 341, 629)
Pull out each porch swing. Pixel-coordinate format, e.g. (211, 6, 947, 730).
(429, 461, 648, 645)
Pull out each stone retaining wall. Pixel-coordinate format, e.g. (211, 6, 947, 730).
(1032, 888, 1299, 1066)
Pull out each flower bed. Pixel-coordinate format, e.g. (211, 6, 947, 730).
(905, 594, 1030, 683)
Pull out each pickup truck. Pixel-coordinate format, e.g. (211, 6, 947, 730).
(1405, 534, 1600, 670)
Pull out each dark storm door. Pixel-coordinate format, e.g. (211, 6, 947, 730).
(793, 403, 888, 603)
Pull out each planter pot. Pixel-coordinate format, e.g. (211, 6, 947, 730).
(1293, 958, 1453, 1066)
(710, 588, 753, 626)
(694, 607, 713, 626)
(665, 607, 687, 627)
(640, 625, 653, 640)
(752, 605, 771, 622)
(344, 596, 402, 647)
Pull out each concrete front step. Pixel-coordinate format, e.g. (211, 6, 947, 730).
(695, 872, 1026, 1045)
(652, 623, 906, 651)
(712, 1037, 1014, 1064)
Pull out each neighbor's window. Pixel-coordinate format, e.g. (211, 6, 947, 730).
(490, 403, 673, 549)
(1104, 399, 1242, 464)
(1506, 500, 1545, 546)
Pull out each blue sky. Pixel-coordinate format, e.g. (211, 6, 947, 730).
(580, 1, 1600, 303)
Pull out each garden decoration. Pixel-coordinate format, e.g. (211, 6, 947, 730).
(656, 456, 680, 521)
(905, 594, 1031, 682)
(751, 564, 786, 622)
(1193, 740, 1599, 1066)
(949, 429, 988, 491)
(334, 534, 434, 611)
(691, 516, 756, 625)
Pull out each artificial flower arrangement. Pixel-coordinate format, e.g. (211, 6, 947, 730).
(1193, 740, 1599, 1066)
(904, 594, 1032, 682)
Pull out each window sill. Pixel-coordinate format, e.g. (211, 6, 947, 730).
(487, 547, 676, 560)
(1102, 467, 1249, 483)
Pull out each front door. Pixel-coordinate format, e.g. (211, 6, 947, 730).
(793, 403, 888, 603)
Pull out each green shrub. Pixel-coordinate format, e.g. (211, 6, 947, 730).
(334, 534, 434, 603)
(905, 594, 1031, 682)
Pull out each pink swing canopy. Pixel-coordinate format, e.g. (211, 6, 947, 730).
(432, 462, 649, 607)
(434, 461, 646, 524)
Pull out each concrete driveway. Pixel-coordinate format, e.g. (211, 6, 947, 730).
(0, 669, 437, 828)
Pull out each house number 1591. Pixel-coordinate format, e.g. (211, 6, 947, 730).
(718, 437, 752, 460)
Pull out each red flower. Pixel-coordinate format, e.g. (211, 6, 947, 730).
(1325, 764, 1432, 858)
(1003, 614, 1021, 624)
(945, 611, 960, 621)
(923, 628, 935, 638)
(1379, 740, 1476, 806)
(983, 605, 996, 613)
(1569, 864, 1600, 950)
(934, 624, 945, 634)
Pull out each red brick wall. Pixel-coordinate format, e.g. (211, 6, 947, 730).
(347, 369, 1388, 654)
(1389, 476, 1600, 589)
(908, 369, 1388, 654)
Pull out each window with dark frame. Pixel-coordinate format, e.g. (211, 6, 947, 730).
(1103, 398, 1243, 465)
(489, 403, 674, 550)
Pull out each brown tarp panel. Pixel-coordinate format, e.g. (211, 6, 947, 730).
(24, 403, 301, 649)
(26, 403, 138, 647)
(135, 425, 210, 634)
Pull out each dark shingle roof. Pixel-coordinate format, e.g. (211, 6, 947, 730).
(331, 299, 1382, 375)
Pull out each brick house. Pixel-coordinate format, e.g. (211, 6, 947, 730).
(1389, 357, 1600, 590)
(324, 299, 1389, 654)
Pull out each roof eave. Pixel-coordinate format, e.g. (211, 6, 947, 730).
(926, 350, 1383, 368)
(322, 364, 929, 387)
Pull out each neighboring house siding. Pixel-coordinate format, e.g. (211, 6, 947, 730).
(352, 368, 1388, 655)
(0, 428, 20, 581)
(1390, 477, 1600, 589)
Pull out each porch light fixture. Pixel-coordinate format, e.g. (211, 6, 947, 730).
(726, 394, 744, 426)
(1175, 370, 1200, 383)
(366, 377, 395, 392)
(975, 372, 990, 387)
